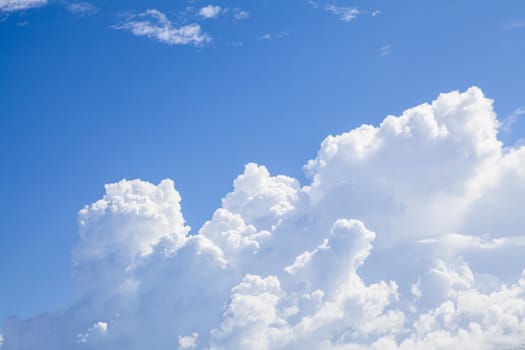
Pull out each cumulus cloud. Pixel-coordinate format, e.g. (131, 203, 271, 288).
(326, 5, 359, 22)
(3, 87, 525, 349)
(198, 5, 221, 19)
(0, 0, 46, 12)
(113, 9, 210, 46)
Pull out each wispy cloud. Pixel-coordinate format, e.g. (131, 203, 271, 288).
(258, 32, 289, 41)
(233, 8, 249, 20)
(229, 40, 243, 47)
(0, 0, 47, 12)
(198, 5, 221, 19)
(506, 20, 525, 30)
(65, 2, 98, 16)
(113, 9, 210, 46)
(308, 0, 319, 9)
(372, 10, 381, 17)
(326, 4, 359, 22)
(501, 107, 525, 133)
(380, 44, 391, 57)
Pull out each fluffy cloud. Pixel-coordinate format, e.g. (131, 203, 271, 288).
(198, 5, 221, 19)
(113, 9, 210, 46)
(0, 0, 46, 12)
(3, 87, 525, 349)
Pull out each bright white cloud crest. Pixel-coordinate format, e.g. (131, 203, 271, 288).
(3, 87, 525, 349)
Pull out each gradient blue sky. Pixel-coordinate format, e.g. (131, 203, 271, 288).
(1, 0, 524, 325)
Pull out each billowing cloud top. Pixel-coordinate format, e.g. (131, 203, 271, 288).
(3, 87, 525, 349)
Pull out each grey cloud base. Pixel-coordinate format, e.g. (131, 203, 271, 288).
(3, 87, 525, 349)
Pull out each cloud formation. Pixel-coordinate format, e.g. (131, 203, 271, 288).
(3, 87, 525, 349)
(233, 8, 249, 20)
(198, 5, 221, 19)
(325, 5, 359, 22)
(113, 9, 210, 46)
(0, 0, 46, 12)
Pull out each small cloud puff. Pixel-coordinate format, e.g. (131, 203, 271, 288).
(198, 5, 221, 19)
(178, 332, 198, 349)
(233, 8, 249, 20)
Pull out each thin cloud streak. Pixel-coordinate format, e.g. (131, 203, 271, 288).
(325, 4, 359, 22)
(112, 9, 210, 46)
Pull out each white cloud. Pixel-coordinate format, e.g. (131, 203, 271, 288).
(233, 8, 249, 20)
(0, 0, 46, 12)
(178, 332, 198, 349)
(419, 233, 525, 251)
(198, 5, 221, 19)
(77, 322, 108, 344)
(65, 2, 97, 16)
(326, 5, 359, 22)
(113, 9, 210, 46)
(3, 87, 525, 349)
(372, 10, 381, 17)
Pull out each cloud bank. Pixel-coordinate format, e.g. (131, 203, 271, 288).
(3, 87, 525, 349)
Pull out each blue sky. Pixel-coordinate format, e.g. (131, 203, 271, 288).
(1, 0, 525, 347)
